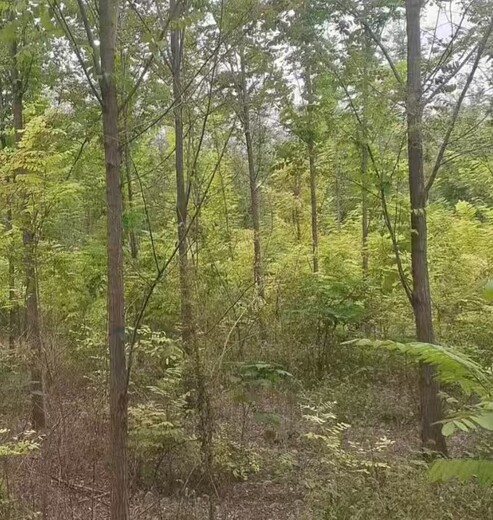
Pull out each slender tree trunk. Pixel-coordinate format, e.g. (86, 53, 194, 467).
(23, 230, 45, 430)
(122, 107, 138, 259)
(406, 0, 447, 456)
(121, 51, 138, 259)
(0, 98, 16, 349)
(8, 238, 16, 350)
(361, 146, 369, 273)
(293, 171, 302, 242)
(361, 28, 370, 276)
(239, 49, 264, 299)
(170, 0, 193, 351)
(3, 13, 15, 354)
(11, 35, 46, 430)
(2, 106, 16, 350)
(305, 63, 318, 273)
(170, 6, 214, 502)
(99, 0, 129, 517)
(335, 164, 342, 231)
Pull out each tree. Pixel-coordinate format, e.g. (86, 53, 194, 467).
(405, 0, 447, 455)
(237, 41, 265, 298)
(219, 0, 281, 302)
(279, 0, 329, 273)
(98, 0, 129, 516)
(50, 0, 129, 515)
(405, 0, 493, 456)
(8, 0, 46, 430)
(170, 0, 194, 353)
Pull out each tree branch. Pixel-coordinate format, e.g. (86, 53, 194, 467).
(49, 0, 103, 105)
(426, 18, 493, 194)
(335, 0, 403, 85)
(75, 0, 102, 77)
(125, 122, 236, 389)
(336, 71, 412, 302)
(423, 4, 471, 87)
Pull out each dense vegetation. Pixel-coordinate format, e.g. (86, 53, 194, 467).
(1, 0, 493, 518)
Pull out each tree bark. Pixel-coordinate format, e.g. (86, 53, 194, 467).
(0, 87, 17, 350)
(98, 0, 129, 517)
(8, 237, 16, 350)
(10, 33, 46, 430)
(23, 229, 45, 430)
(405, 0, 447, 456)
(239, 48, 264, 299)
(335, 165, 342, 231)
(170, 0, 194, 352)
(361, 145, 369, 273)
(305, 63, 318, 273)
(361, 28, 371, 277)
(293, 169, 302, 242)
(122, 106, 138, 260)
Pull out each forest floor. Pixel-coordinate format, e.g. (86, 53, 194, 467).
(6, 360, 493, 520)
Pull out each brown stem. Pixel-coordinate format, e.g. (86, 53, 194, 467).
(406, 0, 447, 456)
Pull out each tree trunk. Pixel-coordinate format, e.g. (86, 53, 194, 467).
(405, 0, 447, 456)
(170, 0, 194, 352)
(361, 28, 370, 277)
(125, 158, 138, 259)
(8, 240, 16, 350)
(361, 145, 369, 274)
(239, 49, 264, 299)
(293, 170, 302, 242)
(0, 98, 17, 350)
(98, 0, 129, 517)
(335, 165, 342, 231)
(11, 34, 46, 430)
(23, 230, 45, 430)
(305, 63, 318, 273)
(170, 6, 215, 501)
(122, 106, 138, 260)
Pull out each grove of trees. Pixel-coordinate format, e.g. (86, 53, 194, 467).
(1, 0, 493, 518)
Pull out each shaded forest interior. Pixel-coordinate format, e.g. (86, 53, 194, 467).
(1, 0, 493, 518)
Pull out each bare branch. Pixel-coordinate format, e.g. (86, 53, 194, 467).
(49, 0, 103, 105)
(424, 38, 478, 105)
(335, 0, 403, 85)
(119, 0, 174, 111)
(125, 122, 236, 388)
(426, 18, 493, 193)
(75, 0, 102, 77)
(423, 3, 471, 86)
(336, 70, 412, 302)
(65, 136, 91, 180)
(129, 153, 160, 272)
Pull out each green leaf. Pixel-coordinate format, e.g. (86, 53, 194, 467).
(454, 420, 470, 433)
(482, 279, 493, 302)
(442, 421, 456, 436)
(352, 339, 492, 396)
(0, 20, 17, 43)
(471, 412, 493, 431)
(430, 459, 493, 485)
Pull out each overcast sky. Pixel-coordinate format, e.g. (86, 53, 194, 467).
(424, 0, 466, 39)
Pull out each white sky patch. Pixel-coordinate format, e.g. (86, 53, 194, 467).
(423, 0, 466, 39)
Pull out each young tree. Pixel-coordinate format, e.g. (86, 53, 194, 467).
(279, 0, 329, 273)
(238, 42, 265, 297)
(405, 0, 447, 455)
(219, 0, 281, 301)
(99, 0, 129, 515)
(170, 0, 194, 352)
(405, 0, 492, 456)
(51, 0, 129, 515)
(6, 1, 46, 430)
